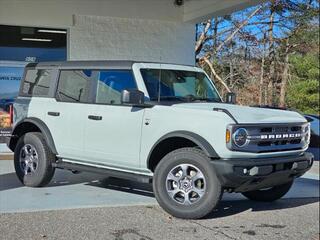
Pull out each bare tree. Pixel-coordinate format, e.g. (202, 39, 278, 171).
(259, 32, 267, 105)
(195, 20, 211, 55)
(197, 6, 263, 93)
(195, 0, 319, 110)
(279, 37, 290, 107)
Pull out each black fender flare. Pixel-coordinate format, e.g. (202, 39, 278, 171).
(147, 131, 220, 169)
(9, 117, 58, 154)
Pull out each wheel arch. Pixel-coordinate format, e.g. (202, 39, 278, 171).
(147, 131, 219, 172)
(9, 117, 58, 154)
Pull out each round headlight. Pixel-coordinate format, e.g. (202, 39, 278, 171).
(305, 125, 309, 133)
(233, 128, 248, 147)
(304, 125, 310, 143)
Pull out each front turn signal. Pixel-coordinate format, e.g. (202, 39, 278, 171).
(226, 129, 231, 143)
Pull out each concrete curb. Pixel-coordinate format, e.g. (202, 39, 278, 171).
(0, 154, 13, 160)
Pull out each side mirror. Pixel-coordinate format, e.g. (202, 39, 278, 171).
(121, 89, 145, 105)
(225, 92, 236, 104)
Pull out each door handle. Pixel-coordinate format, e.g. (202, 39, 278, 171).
(48, 112, 60, 116)
(88, 115, 102, 121)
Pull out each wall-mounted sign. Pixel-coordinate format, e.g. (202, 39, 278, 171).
(25, 56, 37, 62)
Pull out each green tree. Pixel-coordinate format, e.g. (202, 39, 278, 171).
(287, 79, 319, 114)
(286, 53, 319, 114)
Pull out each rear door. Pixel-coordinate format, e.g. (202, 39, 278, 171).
(45, 69, 94, 160)
(18, 68, 57, 124)
(83, 70, 145, 170)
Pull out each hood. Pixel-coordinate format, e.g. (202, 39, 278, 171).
(172, 103, 306, 124)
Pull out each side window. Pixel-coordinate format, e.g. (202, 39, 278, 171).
(56, 70, 92, 103)
(95, 70, 136, 104)
(21, 69, 52, 97)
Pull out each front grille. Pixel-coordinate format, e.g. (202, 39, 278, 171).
(230, 123, 309, 153)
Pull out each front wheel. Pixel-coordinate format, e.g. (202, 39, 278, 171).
(241, 181, 293, 202)
(153, 148, 222, 219)
(14, 132, 56, 187)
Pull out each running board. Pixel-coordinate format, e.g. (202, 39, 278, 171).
(54, 161, 153, 184)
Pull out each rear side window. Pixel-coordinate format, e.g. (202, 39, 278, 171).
(95, 70, 136, 104)
(21, 69, 52, 97)
(56, 70, 92, 103)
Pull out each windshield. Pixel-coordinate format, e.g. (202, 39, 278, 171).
(140, 69, 222, 102)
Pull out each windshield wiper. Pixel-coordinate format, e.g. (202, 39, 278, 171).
(150, 96, 188, 101)
(150, 96, 222, 103)
(190, 97, 221, 103)
(182, 94, 221, 103)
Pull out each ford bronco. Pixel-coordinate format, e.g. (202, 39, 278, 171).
(7, 61, 314, 219)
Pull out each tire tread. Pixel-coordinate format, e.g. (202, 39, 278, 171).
(14, 132, 56, 187)
(153, 147, 222, 219)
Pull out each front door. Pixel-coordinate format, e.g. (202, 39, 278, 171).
(83, 70, 145, 170)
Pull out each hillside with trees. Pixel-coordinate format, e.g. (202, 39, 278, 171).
(195, 0, 319, 114)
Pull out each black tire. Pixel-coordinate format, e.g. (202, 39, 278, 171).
(14, 132, 56, 187)
(242, 181, 293, 202)
(153, 147, 222, 219)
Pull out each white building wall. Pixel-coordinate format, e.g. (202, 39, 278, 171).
(0, 0, 183, 27)
(70, 15, 195, 65)
(0, 0, 263, 65)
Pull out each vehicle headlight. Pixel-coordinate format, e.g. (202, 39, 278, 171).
(304, 123, 311, 143)
(233, 128, 248, 147)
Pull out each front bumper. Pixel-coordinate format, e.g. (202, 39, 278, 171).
(211, 152, 314, 192)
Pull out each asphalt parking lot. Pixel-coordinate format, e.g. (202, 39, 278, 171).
(0, 158, 319, 240)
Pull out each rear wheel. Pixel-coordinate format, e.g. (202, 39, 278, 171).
(153, 147, 222, 219)
(14, 132, 56, 187)
(242, 181, 293, 202)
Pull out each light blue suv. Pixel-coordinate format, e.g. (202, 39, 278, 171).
(7, 61, 314, 219)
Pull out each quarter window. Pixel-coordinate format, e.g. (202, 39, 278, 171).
(95, 70, 136, 104)
(56, 70, 92, 103)
(21, 69, 52, 97)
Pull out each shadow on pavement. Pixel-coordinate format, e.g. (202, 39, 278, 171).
(205, 197, 319, 220)
(0, 173, 23, 191)
(0, 169, 153, 194)
(0, 168, 318, 219)
(86, 177, 154, 198)
(48, 170, 102, 187)
(87, 176, 319, 219)
(0, 169, 103, 191)
(297, 177, 320, 186)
